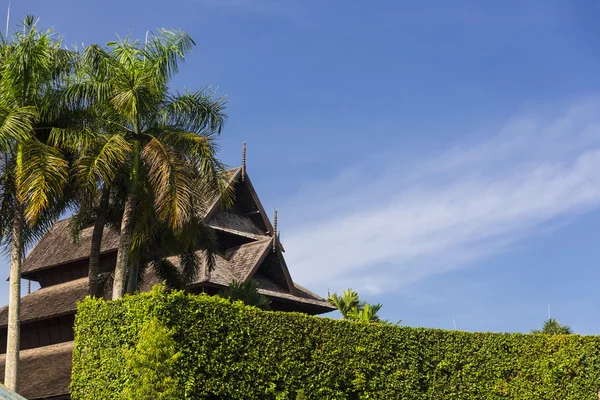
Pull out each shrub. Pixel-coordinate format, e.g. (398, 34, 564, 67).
(121, 318, 183, 399)
(71, 286, 600, 399)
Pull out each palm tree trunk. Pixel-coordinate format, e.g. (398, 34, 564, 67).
(88, 187, 109, 297)
(125, 256, 140, 294)
(4, 202, 24, 392)
(112, 193, 137, 300)
(112, 139, 141, 300)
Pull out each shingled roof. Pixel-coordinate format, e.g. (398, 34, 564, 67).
(0, 278, 87, 328)
(0, 341, 73, 400)
(209, 211, 267, 239)
(22, 220, 120, 276)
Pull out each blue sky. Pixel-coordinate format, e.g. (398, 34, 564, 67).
(2, 0, 600, 333)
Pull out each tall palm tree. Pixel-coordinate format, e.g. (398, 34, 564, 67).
(0, 16, 75, 391)
(65, 31, 228, 299)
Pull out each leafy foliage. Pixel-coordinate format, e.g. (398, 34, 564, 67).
(122, 318, 183, 400)
(327, 288, 385, 323)
(531, 318, 573, 335)
(73, 287, 600, 399)
(219, 279, 271, 310)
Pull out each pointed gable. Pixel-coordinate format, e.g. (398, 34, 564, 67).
(247, 247, 295, 295)
(206, 171, 273, 238)
(225, 238, 272, 281)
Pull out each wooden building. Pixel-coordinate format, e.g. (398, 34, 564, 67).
(0, 166, 334, 399)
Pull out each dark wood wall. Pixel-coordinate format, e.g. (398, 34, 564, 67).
(0, 314, 75, 354)
(36, 253, 117, 288)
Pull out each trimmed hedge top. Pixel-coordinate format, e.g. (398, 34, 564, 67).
(72, 287, 600, 399)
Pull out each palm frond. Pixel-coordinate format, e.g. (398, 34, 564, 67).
(143, 29, 195, 83)
(18, 138, 69, 222)
(150, 258, 185, 290)
(178, 251, 200, 285)
(151, 129, 233, 212)
(347, 303, 383, 323)
(531, 318, 572, 334)
(220, 279, 271, 310)
(161, 89, 227, 135)
(68, 208, 92, 244)
(327, 288, 362, 319)
(76, 133, 131, 192)
(0, 106, 37, 150)
(141, 137, 194, 232)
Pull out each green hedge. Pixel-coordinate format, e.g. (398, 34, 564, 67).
(71, 287, 600, 399)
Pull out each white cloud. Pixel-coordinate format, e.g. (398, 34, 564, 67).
(282, 98, 600, 295)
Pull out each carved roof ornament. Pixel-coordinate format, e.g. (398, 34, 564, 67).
(241, 141, 247, 182)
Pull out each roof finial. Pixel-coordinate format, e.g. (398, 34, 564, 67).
(273, 208, 278, 252)
(27, 279, 31, 295)
(241, 141, 246, 182)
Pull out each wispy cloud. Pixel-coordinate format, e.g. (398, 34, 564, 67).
(282, 98, 600, 295)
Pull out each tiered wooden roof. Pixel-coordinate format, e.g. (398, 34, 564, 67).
(0, 166, 333, 399)
(17, 167, 332, 312)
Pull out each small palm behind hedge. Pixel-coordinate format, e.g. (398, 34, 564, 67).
(219, 279, 271, 310)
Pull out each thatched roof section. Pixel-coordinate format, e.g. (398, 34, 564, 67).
(225, 238, 272, 281)
(0, 278, 87, 327)
(0, 341, 73, 400)
(209, 211, 267, 239)
(22, 219, 120, 276)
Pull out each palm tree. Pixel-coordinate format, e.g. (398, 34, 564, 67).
(347, 303, 384, 323)
(531, 318, 572, 335)
(220, 280, 272, 310)
(0, 16, 75, 391)
(327, 288, 362, 319)
(65, 31, 228, 299)
(327, 288, 386, 323)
